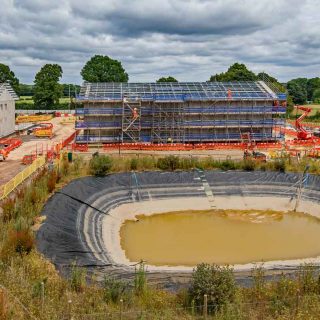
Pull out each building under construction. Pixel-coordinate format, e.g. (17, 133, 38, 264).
(75, 81, 286, 144)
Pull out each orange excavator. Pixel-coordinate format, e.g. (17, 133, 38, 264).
(295, 105, 312, 140)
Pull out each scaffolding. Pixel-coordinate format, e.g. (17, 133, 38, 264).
(75, 81, 286, 144)
(122, 95, 141, 142)
(151, 102, 185, 143)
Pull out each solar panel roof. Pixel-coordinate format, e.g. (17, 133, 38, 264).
(77, 81, 277, 102)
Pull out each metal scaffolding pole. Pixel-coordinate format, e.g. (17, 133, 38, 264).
(121, 95, 141, 142)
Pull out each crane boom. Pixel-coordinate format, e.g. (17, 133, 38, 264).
(295, 105, 312, 140)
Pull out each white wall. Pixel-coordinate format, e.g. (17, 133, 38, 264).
(0, 88, 16, 138)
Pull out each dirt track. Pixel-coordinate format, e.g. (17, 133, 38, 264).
(0, 117, 75, 187)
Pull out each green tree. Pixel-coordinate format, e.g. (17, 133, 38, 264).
(61, 84, 81, 97)
(19, 84, 34, 96)
(257, 72, 286, 93)
(156, 76, 178, 82)
(0, 63, 20, 94)
(307, 78, 320, 101)
(189, 263, 236, 312)
(81, 55, 128, 82)
(89, 154, 113, 176)
(287, 79, 308, 104)
(209, 63, 257, 81)
(286, 95, 294, 115)
(33, 64, 63, 109)
(313, 88, 320, 103)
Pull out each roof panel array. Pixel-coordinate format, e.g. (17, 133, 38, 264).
(77, 81, 277, 102)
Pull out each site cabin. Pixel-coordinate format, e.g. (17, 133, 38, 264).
(0, 83, 18, 138)
(75, 81, 287, 144)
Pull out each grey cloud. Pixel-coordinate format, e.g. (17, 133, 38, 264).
(0, 0, 318, 84)
(71, 0, 300, 36)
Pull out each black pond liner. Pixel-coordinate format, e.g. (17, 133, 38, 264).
(36, 170, 320, 290)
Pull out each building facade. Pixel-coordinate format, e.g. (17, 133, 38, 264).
(75, 81, 286, 144)
(0, 83, 18, 138)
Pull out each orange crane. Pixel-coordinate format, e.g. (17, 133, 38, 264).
(295, 105, 312, 140)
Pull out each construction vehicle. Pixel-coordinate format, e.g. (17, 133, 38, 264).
(33, 123, 53, 138)
(294, 105, 313, 140)
(243, 150, 267, 162)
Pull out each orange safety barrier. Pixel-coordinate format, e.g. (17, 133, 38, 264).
(101, 141, 283, 152)
(20, 131, 77, 163)
(0, 138, 23, 154)
(72, 144, 89, 152)
(61, 131, 77, 148)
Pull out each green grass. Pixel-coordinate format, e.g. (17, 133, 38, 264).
(290, 104, 320, 117)
(18, 96, 71, 104)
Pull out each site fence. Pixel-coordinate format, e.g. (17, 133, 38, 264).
(0, 131, 77, 201)
(0, 156, 46, 200)
(16, 109, 75, 114)
(54, 297, 320, 320)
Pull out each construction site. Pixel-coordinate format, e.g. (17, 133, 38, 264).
(75, 81, 286, 145)
(3, 80, 320, 318)
(2, 80, 320, 198)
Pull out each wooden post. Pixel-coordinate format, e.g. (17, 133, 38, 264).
(295, 290, 300, 317)
(119, 298, 123, 320)
(40, 281, 45, 312)
(191, 299, 195, 317)
(0, 289, 7, 319)
(68, 299, 72, 320)
(203, 294, 208, 319)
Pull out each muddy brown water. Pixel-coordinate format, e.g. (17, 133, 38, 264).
(120, 210, 320, 266)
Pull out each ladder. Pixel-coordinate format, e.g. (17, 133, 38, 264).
(122, 95, 142, 142)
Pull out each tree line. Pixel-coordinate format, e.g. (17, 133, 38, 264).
(0, 55, 319, 109)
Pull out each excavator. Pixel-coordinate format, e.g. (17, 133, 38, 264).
(294, 105, 312, 140)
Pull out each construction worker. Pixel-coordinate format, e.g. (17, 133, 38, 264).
(132, 107, 139, 119)
(227, 89, 232, 100)
(0, 149, 8, 160)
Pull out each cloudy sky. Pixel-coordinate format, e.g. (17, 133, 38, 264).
(1, 0, 319, 84)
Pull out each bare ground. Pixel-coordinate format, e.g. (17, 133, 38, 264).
(0, 117, 75, 188)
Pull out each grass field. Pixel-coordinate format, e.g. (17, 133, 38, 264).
(290, 104, 320, 116)
(18, 96, 71, 104)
